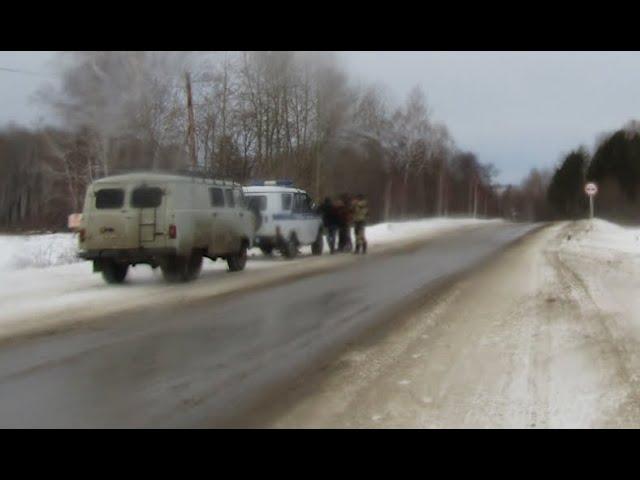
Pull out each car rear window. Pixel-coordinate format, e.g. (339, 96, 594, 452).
(210, 188, 225, 207)
(95, 189, 124, 209)
(131, 187, 163, 208)
(247, 195, 267, 211)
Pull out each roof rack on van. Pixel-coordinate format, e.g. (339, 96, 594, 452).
(97, 168, 239, 185)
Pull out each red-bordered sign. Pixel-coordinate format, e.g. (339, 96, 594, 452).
(585, 182, 598, 196)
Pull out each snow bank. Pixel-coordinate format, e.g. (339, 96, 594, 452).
(367, 217, 503, 246)
(0, 233, 79, 272)
(569, 218, 640, 254)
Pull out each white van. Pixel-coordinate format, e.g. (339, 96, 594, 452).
(243, 181, 323, 258)
(77, 172, 255, 284)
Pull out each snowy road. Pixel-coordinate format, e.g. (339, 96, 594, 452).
(0, 218, 501, 340)
(255, 221, 640, 428)
(0, 221, 535, 427)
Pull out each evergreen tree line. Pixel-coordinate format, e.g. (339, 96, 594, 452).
(546, 120, 640, 223)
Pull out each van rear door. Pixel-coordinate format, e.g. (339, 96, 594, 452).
(87, 186, 138, 250)
(131, 185, 167, 248)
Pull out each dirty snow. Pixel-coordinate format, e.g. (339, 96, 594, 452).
(263, 219, 640, 428)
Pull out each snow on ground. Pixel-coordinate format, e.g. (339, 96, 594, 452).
(262, 219, 640, 428)
(0, 217, 499, 339)
(0, 233, 78, 272)
(565, 218, 640, 255)
(557, 218, 640, 334)
(366, 217, 502, 246)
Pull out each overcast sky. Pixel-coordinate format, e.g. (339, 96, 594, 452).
(2, 51, 640, 184)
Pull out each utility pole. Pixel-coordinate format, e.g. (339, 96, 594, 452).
(184, 71, 197, 169)
(437, 160, 445, 216)
(483, 187, 488, 217)
(473, 178, 478, 219)
(585, 182, 598, 219)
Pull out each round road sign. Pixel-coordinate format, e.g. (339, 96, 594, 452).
(585, 182, 598, 196)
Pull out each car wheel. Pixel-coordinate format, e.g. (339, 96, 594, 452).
(101, 260, 129, 284)
(260, 245, 274, 256)
(185, 251, 203, 280)
(228, 243, 248, 272)
(311, 229, 324, 256)
(161, 255, 189, 283)
(281, 234, 298, 259)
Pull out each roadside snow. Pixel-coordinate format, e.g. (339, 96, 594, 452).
(565, 218, 640, 255)
(0, 217, 500, 339)
(265, 219, 640, 428)
(559, 218, 640, 319)
(0, 233, 79, 272)
(367, 217, 503, 246)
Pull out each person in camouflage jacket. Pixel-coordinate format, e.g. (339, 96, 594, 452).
(351, 193, 368, 254)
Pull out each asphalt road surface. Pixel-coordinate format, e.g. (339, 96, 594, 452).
(0, 222, 538, 427)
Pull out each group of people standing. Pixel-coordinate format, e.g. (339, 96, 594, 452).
(317, 193, 369, 255)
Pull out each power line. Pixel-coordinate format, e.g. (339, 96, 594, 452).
(0, 66, 52, 78)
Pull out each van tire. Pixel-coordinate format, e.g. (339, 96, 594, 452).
(227, 243, 248, 272)
(311, 230, 324, 256)
(161, 252, 202, 282)
(186, 252, 203, 280)
(102, 261, 128, 284)
(161, 256, 185, 282)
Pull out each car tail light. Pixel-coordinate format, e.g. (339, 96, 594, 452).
(79, 229, 86, 242)
(168, 224, 177, 239)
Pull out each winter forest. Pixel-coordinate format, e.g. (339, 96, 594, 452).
(0, 51, 506, 230)
(2, 51, 637, 231)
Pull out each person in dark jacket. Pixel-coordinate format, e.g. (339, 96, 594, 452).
(337, 193, 353, 252)
(318, 197, 338, 253)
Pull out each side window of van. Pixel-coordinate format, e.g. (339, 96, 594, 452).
(224, 189, 235, 208)
(293, 193, 311, 213)
(282, 193, 292, 210)
(95, 189, 124, 209)
(210, 187, 224, 207)
(131, 187, 163, 208)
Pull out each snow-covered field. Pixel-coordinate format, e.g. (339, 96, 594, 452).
(0, 217, 500, 339)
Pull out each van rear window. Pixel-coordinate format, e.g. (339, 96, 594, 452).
(210, 188, 224, 207)
(95, 189, 124, 209)
(131, 187, 163, 208)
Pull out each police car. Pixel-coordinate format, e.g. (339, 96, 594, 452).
(243, 180, 323, 259)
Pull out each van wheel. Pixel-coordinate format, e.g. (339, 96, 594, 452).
(161, 256, 185, 282)
(102, 261, 128, 284)
(281, 234, 298, 259)
(186, 252, 203, 280)
(311, 230, 324, 256)
(161, 253, 202, 282)
(227, 244, 248, 272)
